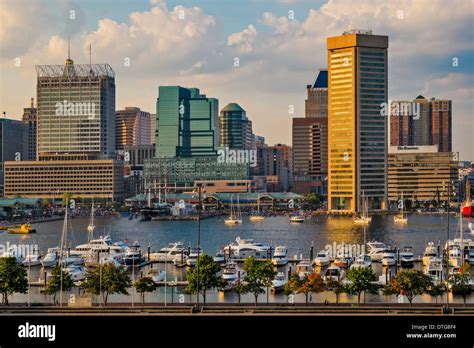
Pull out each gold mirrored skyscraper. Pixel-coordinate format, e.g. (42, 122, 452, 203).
(327, 30, 388, 213)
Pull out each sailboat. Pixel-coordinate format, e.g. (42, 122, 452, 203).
(224, 195, 242, 225)
(354, 191, 371, 224)
(249, 194, 265, 222)
(394, 192, 408, 224)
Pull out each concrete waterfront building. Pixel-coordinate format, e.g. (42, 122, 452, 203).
(387, 145, 458, 205)
(35, 55, 116, 159)
(22, 98, 37, 161)
(292, 70, 328, 195)
(390, 96, 452, 152)
(4, 159, 123, 200)
(115, 107, 151, 150)
(156, 86, 219, 158)
(260, 144, 292, 192)
(0, 119, 28, 197)
(219, 103, 254, 151)
(327, 30, 388, 213)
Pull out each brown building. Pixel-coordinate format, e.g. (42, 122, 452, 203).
(390, 96, 451, 152)
(115, 107, 152, 150)
(292, 70, 328, 194)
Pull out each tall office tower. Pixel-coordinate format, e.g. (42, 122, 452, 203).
(261, 144, 292, 191)
(150, 113, 157, 147)
(327, 30, 388, 212)
(156, 86, 219, 158)
(292, 70, 328, 194)
(389, 96, 451, 152)
(35, 56, 116, 160)
(431, 99, 452, 152)
(0, 119, 28, 197)
(115, 107, 151, 150)
(219, 103, 254, 150)
(22, 97, 37, 160)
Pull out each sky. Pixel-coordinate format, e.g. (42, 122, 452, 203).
(0, 0, 472, 159)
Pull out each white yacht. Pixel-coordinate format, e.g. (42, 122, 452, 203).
(271, 272, 287, 292)
(424, 257, 444, 285)
(367, 241, 388, 262)
(221, 261, 238, 283)
(149, 242, 186, 263)
(323, 265, 343, 282)
(272, 246, 288, 266)
(400, 246, 415, 267)
(123, 241, 145, 266)
(422, 242, 438, 266)
(289, 214, 305, 223)
(313, 250, 330, 267)
(59, 253, 84, 267)
(223, 237, 271, 259)
(350, 254, 372, 269)
(72, 235, 126, 256)
(41, 248, 59, 268)
(147, 269, 166, 282)
(186, 247, 202, 267)
(296, 260, 313, 279)
(381, 250, 397, 267)
(213, 251, 225, 264)
(65, 265, 86, 282)
(448, 246, 462, 267)
(22, 253, 42, 266)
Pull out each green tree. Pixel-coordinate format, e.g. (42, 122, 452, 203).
(239, 257, 276, 306)
(345, 267, 379, 305)
(82, 264, 131, 306)
(297, 273, 325, 305)
(134, 276, 157, 305)
(284, 273, 301, 298)
(185, 255, 222, 305)
(44, 266, 74, 305)
(305, 193, 321, 206)
(449, 273, 472, 306)
(385, 270, 433, 306)
(427, 284, 446, 304)
(326, 278, 346, 305)
(0, 257, 28, 306)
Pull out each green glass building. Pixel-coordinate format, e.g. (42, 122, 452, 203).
(219, 103, 254, 150)
(156, 86, 219, 158)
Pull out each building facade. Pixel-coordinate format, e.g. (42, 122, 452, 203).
(327, 30, 388, 212)
(156, 86, 219, 158)
(292, 69, 328, 195)
(260, 144, 292, 192)
(22, 98, 37, 161)
(115, 107, 151, 150)
(387, 146, 458, 206)
(390, 96, 452, 152)
(219, 103, 254, 150)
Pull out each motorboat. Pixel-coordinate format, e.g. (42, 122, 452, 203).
(41, 248, 59, 268)
(221, 261, 239, 283)
(149, 242, 186, 263)
(296, 260, 313, 279)
(367, 241, 389, 262)
(381, 250, 397, 267)
(65, 265, 86, 282)
(186, 247, 202, 267)
(422, 242, 438, 266)
(323, 265, 344, 282)
(7, 223, 36, 234)
(123, 241, 144, 266)
(59, 254, 84, 267)
(424, 257, 444, 285)
(22, 253, 42, 266)
(147, 269, 166, 282)
(72, 235, 126, 256)
(399, 246, 414, 267)
(350, 254, 372, 269)
(448, 246, 462, 267)
(223, 237, 271, 259)
(213, 251, 225, 264)
(313, 250, 330, 267)
(332, 256, 353, 269)
(271, 272, 287, 292)
(289, 214, 304, 223)
(272, 246, 288, 266)
(366, 241, 388, 254)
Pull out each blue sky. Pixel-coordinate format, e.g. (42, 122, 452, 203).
(0, 0, 472, 159)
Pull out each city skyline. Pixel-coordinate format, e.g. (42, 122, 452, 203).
(0, 0, 472, 160)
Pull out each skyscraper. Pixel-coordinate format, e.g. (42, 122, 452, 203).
(292, 69, 328, 194)
(22, 97, 37, 161)
(327, 30, 388, 212)
(219, 103, 254, 150)
(156, 86, 219, 158)
(390, 96, 452, 152)
(115, 107, 151, 150)
(35, 56, 116, 159)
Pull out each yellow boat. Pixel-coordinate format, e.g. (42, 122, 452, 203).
(7, 223, 36, 234)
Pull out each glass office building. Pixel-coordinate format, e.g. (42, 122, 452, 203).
(327, 30, 388, 212)
(219, 103, 254, 150)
